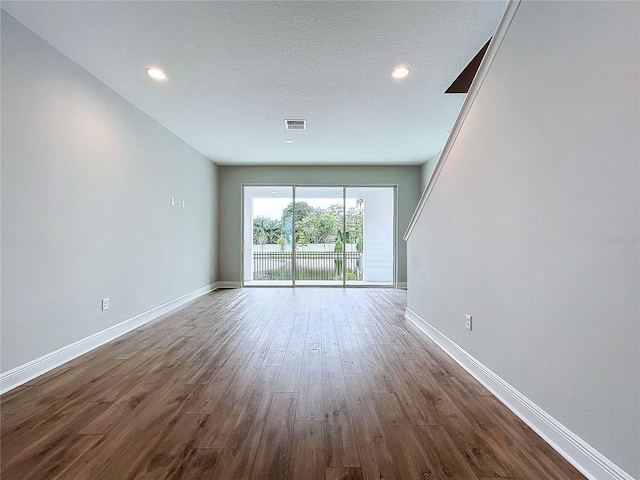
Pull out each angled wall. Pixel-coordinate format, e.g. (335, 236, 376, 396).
(406, 1, 639, 478)
(1, 13, 218, 375)
(420, 154, 439, 192)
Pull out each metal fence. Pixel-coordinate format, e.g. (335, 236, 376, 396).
(253, 251, 361, 281)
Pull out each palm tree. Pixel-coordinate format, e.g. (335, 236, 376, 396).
(253, 216, 282, 244)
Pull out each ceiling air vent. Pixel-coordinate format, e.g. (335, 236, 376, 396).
(285, 119, 306, 130)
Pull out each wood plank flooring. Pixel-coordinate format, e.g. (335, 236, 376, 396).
(1, 288, 585, 479)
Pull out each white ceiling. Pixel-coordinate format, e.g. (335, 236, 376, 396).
(2, 1, 507, 166)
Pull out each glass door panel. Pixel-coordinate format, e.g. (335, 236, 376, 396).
(346, 187, 395, 286)
(293, 186, 345, 286)
(243, 186, 293, 286)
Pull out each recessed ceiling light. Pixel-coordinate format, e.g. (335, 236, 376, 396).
(145, 67, 167, 81)
(284, 139, 293, 144)
(391, 66, 411, 79)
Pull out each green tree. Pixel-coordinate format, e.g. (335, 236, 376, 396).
(282, 201, 344, 245)
(279, 200, 361, 247)
(343, 199, 363, 248)
(296, 209, 339, 244)
(327, 204, 344, 238)
(281, 201, 313, 225)
(298, 215, 319, 244)
(326, 201, 362, 247)
(253, 216, 282, 245)
(282, 201, 313, 245)
(317, 211, 338, 243)
(334, 233, 343, 275)
(334, 234, 343, 252)
(256, 230, 268, 251)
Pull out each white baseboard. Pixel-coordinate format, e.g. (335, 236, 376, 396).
(217, 281, 242, 289)
(404, 307, 634, 480)
(0, 283, 217, 395)
(397, 282, 407, 289)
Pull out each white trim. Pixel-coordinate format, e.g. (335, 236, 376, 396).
(404, 307, 635, 480)
(217, 281, 242, 289)
(396, 282, 407, 290)
(0, 283, 217, 395)
(404, 0, 521, 241)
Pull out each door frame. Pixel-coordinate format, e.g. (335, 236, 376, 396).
(241, 183, 397, 288)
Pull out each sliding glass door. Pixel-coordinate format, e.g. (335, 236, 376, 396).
(346, 187, 394, 286)
(243, 186, 293, 286)
(242, 185, 395, 287)
(294, 186, 344, 286)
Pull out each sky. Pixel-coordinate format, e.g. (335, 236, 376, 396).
(252, 197, 358, 220)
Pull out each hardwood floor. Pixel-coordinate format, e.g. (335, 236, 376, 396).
(1, 288, 585, 479)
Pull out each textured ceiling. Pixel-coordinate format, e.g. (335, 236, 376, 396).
(1, 1, 507, 165)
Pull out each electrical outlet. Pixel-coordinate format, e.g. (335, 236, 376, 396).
(102, 298, 110, 311)
(181, 199, 185, 207)
(171, 196, 175, 206)
(210, 268, 213, 276)
(465, 314, 472, 330)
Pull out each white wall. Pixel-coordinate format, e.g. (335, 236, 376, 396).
(406, 2, 639, 477)
(1, 13, 218, 373)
